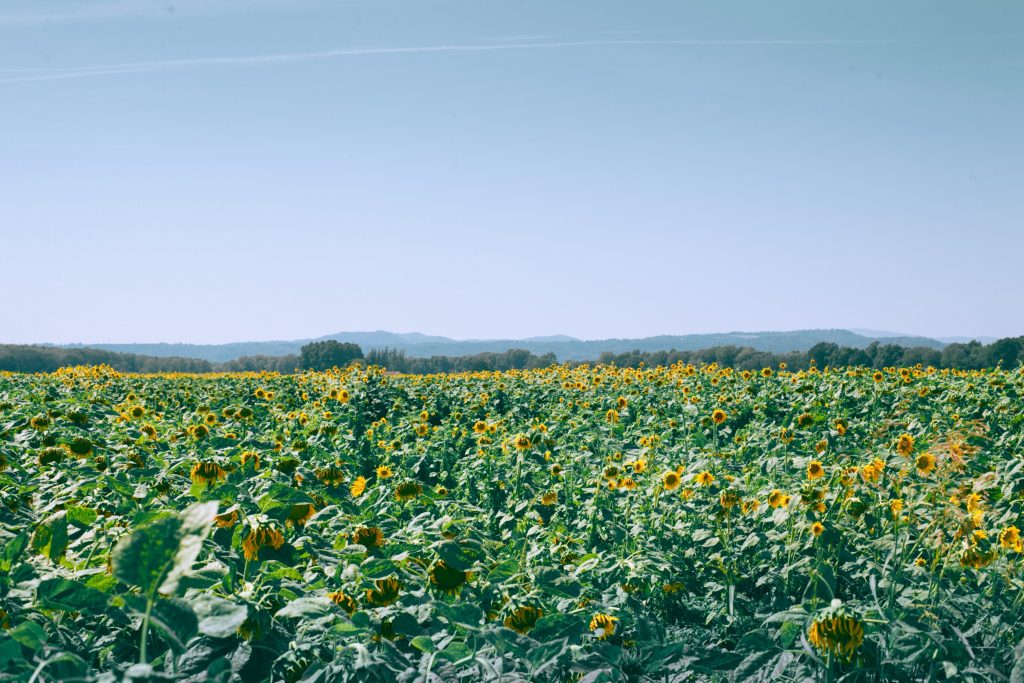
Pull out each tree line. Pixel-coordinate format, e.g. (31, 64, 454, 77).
(0, 336, 1020, 375)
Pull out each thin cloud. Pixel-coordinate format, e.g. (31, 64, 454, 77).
(0, 38, 935, 85)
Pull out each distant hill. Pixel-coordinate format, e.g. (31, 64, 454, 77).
(59, 328, 949, 363)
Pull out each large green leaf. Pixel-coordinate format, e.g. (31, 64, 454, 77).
(192, 596, 249, 639)
(112, 501, 218, 596)
(37, 578, 110, 613)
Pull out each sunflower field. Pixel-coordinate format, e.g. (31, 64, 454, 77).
(1, 362, 1024, 682)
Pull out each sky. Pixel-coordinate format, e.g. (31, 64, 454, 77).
(1, 0, 1022, 344)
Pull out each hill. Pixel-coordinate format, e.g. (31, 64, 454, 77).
(59, 328, 949, 363)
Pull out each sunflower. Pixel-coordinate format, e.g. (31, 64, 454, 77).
(632, 459, 648, 474)
(287, 503, 316, 527)
(915, 452, 936, 475)
(241, 451, 261, 470)
(504, 606, 542, 634)
(188, 424, 209, 440)
(896, 433, 915, 456)
(394, 481, 423, 502)
(541, 490, 558, 506)
(768, 489, 789, 509)
(214, 508, 239, 528)
(711, 409, 727, 425)
(616, 396, 628, 409)
(619, 477, 637, 491)
(316, 466, 345, 486)
(129, 405, 145, 419)
(872, 371, 884, 382)
(328, 590, 358, 614)
(761, 368, 773, 378)
(860, 459, 884, 483)
(810, 521, 825, 537)
(376, 465, 393, 479)
(550, 463, 563, 476)
(415, 423, 430, 437)
(429, 560, 472, 594)
(589, 613, 618, 639)
(808, 609, 864, 660)
(662, 470, 681, 491)
(695, 471, 715, 487)
(141, 423, 157, 439)
(605, 409, 619, 424)
(473, 420, 488, 434)
(513, 434, 531, 451)
(959, 543, 995, 569)
(241, 525, 285, 561)
(999, 526, 1022, 552)
(191, 461, 227, 486)
(366, 577, 401, 606)
(807, 460, 825, 480)
(352, 526, 385, 549)
(350, 476, 367, 498)
(29, 415, 50, 430)
(38, 446, 65, 466)
(67, 437, 93, 457)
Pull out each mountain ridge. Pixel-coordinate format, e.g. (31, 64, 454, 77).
(52, 328, 961, 363)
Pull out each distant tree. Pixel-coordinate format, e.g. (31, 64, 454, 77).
(299, 341, 364, 370)
(989, 337, 1023, 369)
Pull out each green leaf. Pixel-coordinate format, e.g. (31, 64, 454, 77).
(112, 501, 218, 596)
(36, 578, 110, 613)
(275, 597, 332, 620)
(65, 505, 98, 529)
(0, 533, 29, 572)
(9, 621, 46, 650)
(192, 596, 249, 639)
(436, 540, 482, 572)
(1011, 636, 1024, 683)
(31, 512, 68, 562)
(147, 597, 199, 652)
(360, 557, 396, 579)
(486, 558, 519, 584)
(0, 635, 23, 670)
(411, 635, 436, 653)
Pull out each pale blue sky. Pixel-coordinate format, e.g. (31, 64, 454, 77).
(1, 0, 1021, 344)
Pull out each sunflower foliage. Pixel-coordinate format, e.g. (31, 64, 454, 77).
(0, 362, 1023, 681)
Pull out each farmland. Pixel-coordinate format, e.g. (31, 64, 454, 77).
(1, 362, 1023, 682)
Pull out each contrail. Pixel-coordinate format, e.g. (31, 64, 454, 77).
(0, 38, 926, 85)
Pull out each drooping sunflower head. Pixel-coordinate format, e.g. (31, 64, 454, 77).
(504, 605, 543, 634)
(394, 481, 423, 502)
(695, 471, 715, 487)
(808, 604, 864, 661)
(352, 526, 385, 549)
(29, 415, 51, 431)
(589, 613, 618, 640)
(316, 466, 345, 486)
(429, 560, 471, 594)
(366, 577, 401, 606)
(605, 409, 619, 424)
(999, 526, 1023, 552)
(67, 437, 93, 457)
(896, 433, 915, 456)
(241, 524, 285, 561)
(190, 461, 227, 486)
(328, 590, 358, 614)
